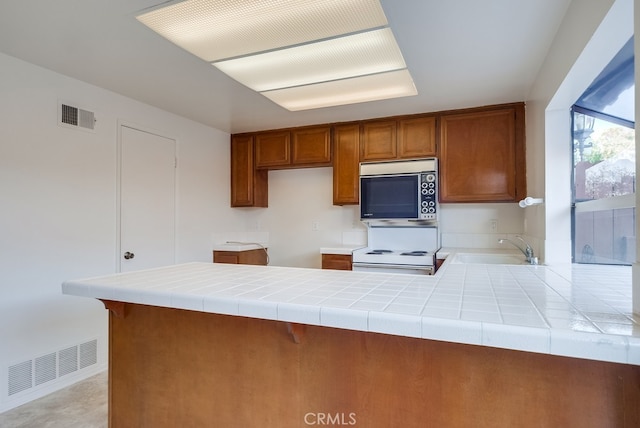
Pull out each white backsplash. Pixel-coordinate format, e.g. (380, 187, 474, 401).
(366, 227, 440, 252)
(212, 231, 270, 248)
(341, 229, 367, 246)
(438, 203, 524, 234)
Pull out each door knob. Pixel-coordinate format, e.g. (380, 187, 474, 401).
(124, 252, 135, 260)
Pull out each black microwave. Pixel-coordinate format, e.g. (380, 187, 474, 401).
(360, 159, 438, 223)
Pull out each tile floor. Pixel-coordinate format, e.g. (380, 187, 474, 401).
(0, 372, 107, 428)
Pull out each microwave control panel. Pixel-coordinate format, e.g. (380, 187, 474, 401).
(419, 172, 438, 220)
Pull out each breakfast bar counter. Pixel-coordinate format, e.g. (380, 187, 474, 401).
(63, 260, 640, 427)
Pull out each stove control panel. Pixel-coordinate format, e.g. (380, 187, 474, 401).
(419, 172, 438, 220)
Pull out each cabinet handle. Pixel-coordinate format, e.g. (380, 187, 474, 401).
(124, 252, 135, 260)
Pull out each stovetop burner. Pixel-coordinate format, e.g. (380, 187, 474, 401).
(364, 249, 430, 256)
(352, 247, 437, 268)
(366, 249, 394, 255)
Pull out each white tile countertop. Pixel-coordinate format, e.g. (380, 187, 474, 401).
(319, 246, 363, 255)
(213, 242, 267, 252)
(62, 256, 640, 366)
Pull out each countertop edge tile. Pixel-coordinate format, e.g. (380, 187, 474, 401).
(627, 337, 640, 365)
(320, 246, 362, 255)
(238, 299, 278, 320)
(368, 312, 421, 338)
(550, 329, 629, 364)
(482, 323, 550, 355)
(202, 296, 240, 316)
(320, 307, 368, 331)
(134, 288, 173, 308)
(61, 282, 92, 297)
(277, 303, 321, 325)
(422, 317, 482, 346)
(213, 243, 267, 252)
(170, 294, 204, 312)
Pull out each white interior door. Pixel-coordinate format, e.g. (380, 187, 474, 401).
(119, 125, 176, 272)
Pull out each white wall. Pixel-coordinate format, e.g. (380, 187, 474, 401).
(439, 203, 525, 249)
(236, 168, 363, 268)
(0, 52, 243, 411)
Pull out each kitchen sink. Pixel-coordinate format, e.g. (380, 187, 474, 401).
(450, 253, 528, 265)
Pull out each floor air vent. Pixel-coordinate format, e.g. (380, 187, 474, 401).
(80, 339, 98, 369)
(59, 102, 96, 131)
(7, 339, 98, 396)
(58, 346, 78, 377)
(8, 361, 32, 396)
(35, 353, 57, 386)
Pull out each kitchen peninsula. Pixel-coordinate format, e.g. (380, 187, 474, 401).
(62, 259, 640, 427)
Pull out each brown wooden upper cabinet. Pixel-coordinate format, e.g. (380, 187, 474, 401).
(332, 124, 361, 205)
(230, 135, 268, 207)
(360, 120, 397, 161)
(292, 126, 332, 166)
(255, 131, 290, 168)
(255, 126, 331, 169)
(230, 103, 525, 208)
(439, 103, 526, 203)
(360, 116, 436, 162)
(398, 116, 437, 158)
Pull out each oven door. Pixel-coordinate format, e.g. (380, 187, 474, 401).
(352, 262, 434, 275)
(360, 174, 420, 220)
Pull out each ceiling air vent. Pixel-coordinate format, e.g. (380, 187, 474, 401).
(59, 101, 96, 131)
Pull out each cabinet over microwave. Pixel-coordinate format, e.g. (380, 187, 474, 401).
(360, 159, 438, 224)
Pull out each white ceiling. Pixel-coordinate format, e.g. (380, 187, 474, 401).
(0, 0, 571, 134)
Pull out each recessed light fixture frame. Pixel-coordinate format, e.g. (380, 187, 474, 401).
(137, 0, 417, 110)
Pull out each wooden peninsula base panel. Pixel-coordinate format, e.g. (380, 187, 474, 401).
(104, 302, 640, 428)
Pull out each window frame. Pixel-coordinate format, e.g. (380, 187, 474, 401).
(570, 106, 635, 265)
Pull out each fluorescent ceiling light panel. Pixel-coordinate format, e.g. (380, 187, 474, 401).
(262, 69, 417, 111)
(137, 0, 418, 110)
(137, 0, 388, 61)
(213, 28, 406, 92)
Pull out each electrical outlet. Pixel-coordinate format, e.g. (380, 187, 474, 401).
(312, 221, 320, 231)
(490, 219, 498, 232)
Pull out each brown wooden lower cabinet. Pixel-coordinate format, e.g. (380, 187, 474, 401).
(321, 253, 352, 270)
(104, 303, 640, 428)
(213, 249, 267, 265)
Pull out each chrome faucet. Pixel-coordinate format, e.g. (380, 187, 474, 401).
(498, 236, 538, 265)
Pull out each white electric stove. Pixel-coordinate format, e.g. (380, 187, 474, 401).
(352, 226, 440, 275)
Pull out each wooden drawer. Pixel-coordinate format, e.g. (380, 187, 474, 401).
(213, 249, 268, 266)
(321, 254, 352, 270)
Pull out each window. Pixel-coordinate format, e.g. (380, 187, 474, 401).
(572, 37, 635, 265)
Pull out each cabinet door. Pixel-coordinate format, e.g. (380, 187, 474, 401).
(238, 249, 268, 265)
(360, 120, 397, 161)
(333, 124, 361, 205)
(439, 105, 525, 202)
(321, 254, 352, 270)
(292, 126, 332, 166)
(213, 251, 239, 264)
(230, 135, 268, 207)
(255, 131, 291, 168)
(398, 116, 436, 158)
